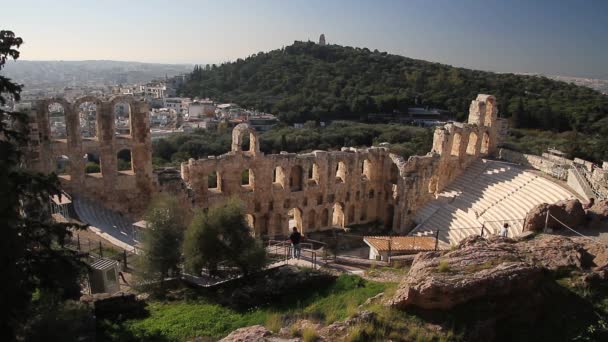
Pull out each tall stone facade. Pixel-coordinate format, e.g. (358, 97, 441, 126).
(28, 94, 503, 236)
(27, 96, 155, 216)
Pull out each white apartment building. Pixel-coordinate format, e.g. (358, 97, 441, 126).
(163, 97, 191, 116)
(188, 100, 215, 118)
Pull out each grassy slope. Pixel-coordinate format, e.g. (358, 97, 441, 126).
(99, 275, 393, 341)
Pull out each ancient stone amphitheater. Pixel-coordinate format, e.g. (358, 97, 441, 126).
(27, 94, 579, 247)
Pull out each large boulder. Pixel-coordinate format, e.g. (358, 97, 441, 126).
(218, 325, 298, 342)
(389, 234, 600, 310)
(523, 199, 586, 232)
(389, 236, 544, 310)
(587, 199, 608, 228)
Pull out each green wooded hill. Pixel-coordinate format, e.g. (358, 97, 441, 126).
(180, 41, 608, 161)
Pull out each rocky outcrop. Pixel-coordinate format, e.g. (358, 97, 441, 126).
(523, 199, 586, 232)
(219, 325, 272, 342)
(587, 199, 608, 228)
(389, 234, 602, 310)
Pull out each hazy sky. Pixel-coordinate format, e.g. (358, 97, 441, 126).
(3, 0, 608, 78)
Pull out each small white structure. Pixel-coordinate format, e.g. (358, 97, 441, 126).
(89, 258, 120, 294)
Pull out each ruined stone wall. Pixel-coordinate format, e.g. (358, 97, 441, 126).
(29, 96, 155, 217)
(181, 94, 501, 236)
(28, 94, 499, 233)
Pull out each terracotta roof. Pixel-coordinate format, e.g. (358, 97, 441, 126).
(364, 236, 436, 252)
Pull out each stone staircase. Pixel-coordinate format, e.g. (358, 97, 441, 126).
(411, 159, 576, 245)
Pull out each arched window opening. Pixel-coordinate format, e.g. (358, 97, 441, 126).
(84, 152, 101, 175)
(451, 133, 462, 157)
(56, 155, 70, 179)
(272, 213, 283, 237)
(117, 149, 133, 173)
(480, 132, 490, 155)
(332, 203, 345, 227)
(273, 166, 286, 189)
(362, 159, 372, 180)
(113, 102, 131, 136)
(485, 98, 495, 127)
(335, 161, 346, 183)
(240, 134, 250, 151)
(389, 163, 399, 185)
(321, 208, 329, 227)
(241, 169, 255, 189)
(466, 132, 478, 156)
(288, 208, 303, 233)
(208, 171, 221, 192)
(290, 165, 303, 191)
(78, 102, 97, 139)
(369, 190, 375, 198)
(308, 163, 320, 185)
(48, 102, 67, 139)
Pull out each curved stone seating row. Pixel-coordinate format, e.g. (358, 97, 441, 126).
(411, 159, 576, 245)
(73, 195, 135, 245)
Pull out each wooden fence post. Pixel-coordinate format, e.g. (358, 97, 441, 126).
(435, 230, 440, 251)
(99, 241, 103, 258)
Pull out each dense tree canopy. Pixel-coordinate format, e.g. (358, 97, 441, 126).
(181, 41, 608, 129)
(180, 41, 608, 161)
(1, 30, 84, 341)
(152, 122, 433, 166)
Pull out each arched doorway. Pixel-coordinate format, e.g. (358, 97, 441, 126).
(466, 132, 478, 155)
(321, 208, 329, 228)
(78, 101, 97, 139)
(117, 148, 132, 173)
(451, 133, 462, 157)
(332, 203, 345, 228)
(290, 165, 303, 191)
(335, 161, 346, 183)
(288, 208, 303, 232)
(385, 204, 395, 229)
(48, 102, 67, 139)
(480, 131, 490, 155)
(113, 102, 132, 136)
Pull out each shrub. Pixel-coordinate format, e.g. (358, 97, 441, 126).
(302, 326, 319, 342)
(437, 260, 451, 273)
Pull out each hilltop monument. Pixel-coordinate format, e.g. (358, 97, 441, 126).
(319, 34, 326, 46)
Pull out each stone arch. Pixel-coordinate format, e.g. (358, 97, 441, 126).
(362, 159, 372, 180)
(451, 132, 462, 157)
(307, 162, 320, 185)
(289, 165, 304, 191)
(335, 161, 347, 183)
(484, 96, 496, 127)
(480, 131, 490, 155)
(231, 123, 260, 154)
(74, 96, 102, 139)
(288, 208, 303, 232)
(84, 152, 102, 175)
(47, 101, 68, 139)
(321, 208, 329, 227)
(466, 131, 478, 155)
(272, 166, 287, 189)
(332, 202, 345, 227)
(117, 148, 133, 173)
(208, 171, 222, 192)
(110, 97, 135, 136)
(241, 168, 255, 189)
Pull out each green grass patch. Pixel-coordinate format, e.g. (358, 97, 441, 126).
(100, 274, 389, 341)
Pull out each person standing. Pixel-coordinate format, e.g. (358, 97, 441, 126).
(289, 227, 302, 259)
(500, 223, 509, 238)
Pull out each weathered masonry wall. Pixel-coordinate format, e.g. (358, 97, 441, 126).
(181, 94, 503, 237)
(28, 94, 501, 234)
(28, 96, 155, 216)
